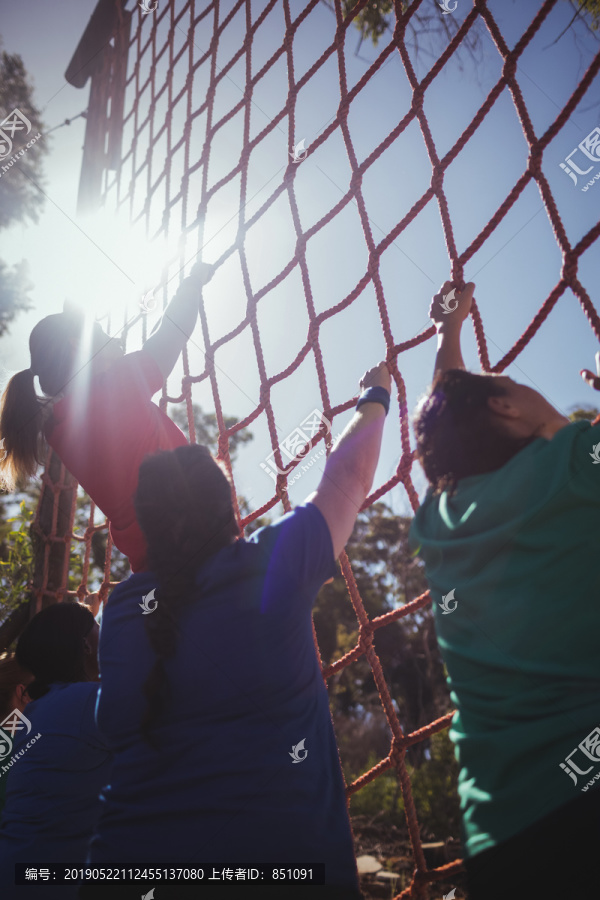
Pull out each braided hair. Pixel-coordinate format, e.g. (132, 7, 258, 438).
(413, 369, 537, 495)
(133, 444, 240, 748)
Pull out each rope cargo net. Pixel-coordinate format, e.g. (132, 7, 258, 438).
(31, 1, 600, 896)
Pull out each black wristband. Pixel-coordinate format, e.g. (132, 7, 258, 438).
(356, 386, 390, 415)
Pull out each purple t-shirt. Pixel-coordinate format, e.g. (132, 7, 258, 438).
(0, 682, 112, 898)
(89, 503, 359, 889)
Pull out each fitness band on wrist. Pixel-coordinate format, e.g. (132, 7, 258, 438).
(356, 386, 390, 415)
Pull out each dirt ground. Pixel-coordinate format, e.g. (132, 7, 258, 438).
(351, 816, 469, 900)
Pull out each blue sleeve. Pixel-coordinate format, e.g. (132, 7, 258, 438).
(249, 502, 337, 609)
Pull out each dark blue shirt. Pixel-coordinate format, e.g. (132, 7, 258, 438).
(0, 682, 112, 898)
(89, 503, 359, 887)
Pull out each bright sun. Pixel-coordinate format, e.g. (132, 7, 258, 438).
(67, 207, 192, 339)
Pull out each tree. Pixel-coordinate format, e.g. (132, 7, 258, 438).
(569, 406, 599, 421)
(315, 502, 460, 839)
(321, 0, 481, 66)
(0, 477, 40, 649)
(168, 402, 253, 460)
(0, 498, 35, 618)
(0, 259, 33, 339)
(565, 0, 600, 32)
(314, 503, 452, 769)
(0, 47, 48, 228)
(169, 401, 271, 534)
(0, 45, 48, 336)
(329, 0, 599, 62)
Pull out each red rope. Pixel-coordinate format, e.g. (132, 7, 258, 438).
(35, 2, 600, 896)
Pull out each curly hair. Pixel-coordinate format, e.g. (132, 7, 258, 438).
(133, 444, 240, 747)
(413, 369, 537, 495)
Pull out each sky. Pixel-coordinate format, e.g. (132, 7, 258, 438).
(0, 0, 599, 527)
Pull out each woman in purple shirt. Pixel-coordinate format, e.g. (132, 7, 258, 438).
(0, 602, 112, 899)
(85, 362, 391, 899)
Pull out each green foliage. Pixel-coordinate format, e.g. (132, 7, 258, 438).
(170, 401, 269, 533)
(569, 406, 599, 421)
(340, 0, 600, 47)
(326, 0, 480, 68)
(66, 489, 130, 594)
(0, 47, 48, 230)
(573, 0, 600, 28)
(344, 729, 461, 840)
(342, 0, 397, 46)
(0, 45, 47, 337)
(347, 752, 403, 821)
(0, 500, 34, 616)
(333, 0, 598, 69)
(169, 403, 253, 463)
(409, 728, 461, 838)
(314, 501, 458, 837)
(0, 258, 33, 339)
(315, 503, 451, 765)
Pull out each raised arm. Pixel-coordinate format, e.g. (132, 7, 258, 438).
(580, 352, 600, 391)
(430, 281, 474, 381)
(308, 362, 391, 559)
(143, 261, 214, 380)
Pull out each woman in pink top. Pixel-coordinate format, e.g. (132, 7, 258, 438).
(0, 262, 211, 571)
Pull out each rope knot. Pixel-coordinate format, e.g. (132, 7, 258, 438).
(307, 320, 320, 344)
(502, 56, 518, 81)
(430, 168, 444, 193)
(259, 383, 271, 407)
(561, 256, 577, 283)
(357, 622, 373, 652)
(527, 149, 542, 178)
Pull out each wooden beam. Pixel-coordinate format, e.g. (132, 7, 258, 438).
(65, 0, 128, 89)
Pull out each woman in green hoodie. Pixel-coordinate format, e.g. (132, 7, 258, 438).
(409, 281, 600, 900)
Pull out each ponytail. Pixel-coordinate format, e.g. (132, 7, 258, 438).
(140, 565, 196, 748)
(0, 310, 88, 492)
(0, 369, 46, 491)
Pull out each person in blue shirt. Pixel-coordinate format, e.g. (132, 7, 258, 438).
(0, 653, 33, 818)
(84, 361, 391, 899)
(0, 602, 112, 899)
